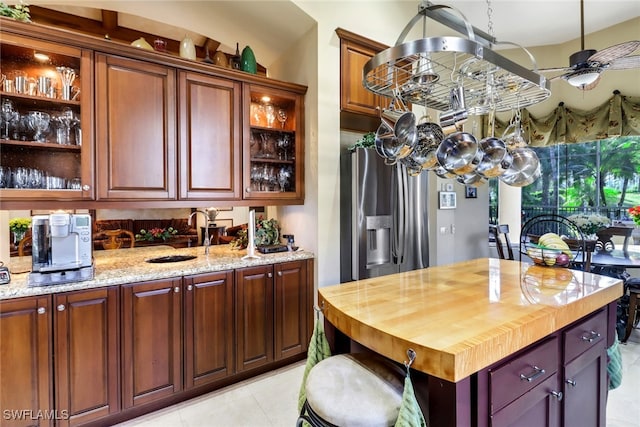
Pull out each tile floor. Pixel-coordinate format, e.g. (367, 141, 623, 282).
(116, 328, 640, 427)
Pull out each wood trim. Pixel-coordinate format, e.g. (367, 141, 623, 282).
(335, 27, 389, 52)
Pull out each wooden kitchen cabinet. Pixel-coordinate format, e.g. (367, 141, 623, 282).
(53, 287, 119, 426)
(95, 53, 177, 200)
(0, 295, 53, 427)
(178, 71, 242, 201)
(0, 32, 94, 201)
(121, 277, 182, 409)
(236, 260, 310, 372)
(243, 83, 305, 203)
(337, 28, 388, 116)
(183, 270, 235, 389)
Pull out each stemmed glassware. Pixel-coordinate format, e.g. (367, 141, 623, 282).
(278, 167, 291, 192)
(277, 135, 290, 160)
(52, 108, 78, 145)
(277, 109, 287, 129)
(1, 98, 16, 139)
(265, 104, 275, 128)
(26, 111, 51, 142)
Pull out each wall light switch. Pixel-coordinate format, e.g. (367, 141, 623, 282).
(440, 226, 447, 234)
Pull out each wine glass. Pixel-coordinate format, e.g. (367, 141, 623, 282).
(278, 167, 291, 192)
(1, 98, 15, 139)
(265, 104, 275, 128)
(277, 135, 290, 160)
(276, 109, 287, 129)
(26, 111, 50, 142)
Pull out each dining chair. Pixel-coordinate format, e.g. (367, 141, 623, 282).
(519, 213, 592, 272)
(17, 233, 32, 256)
(622, 278, 640, 343)
(100, 229, 135, 250)
(489, 224, 514, 260)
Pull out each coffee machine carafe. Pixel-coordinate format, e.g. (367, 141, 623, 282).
(29, 212, 93, 286)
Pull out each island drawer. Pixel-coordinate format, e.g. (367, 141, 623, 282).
(489, 335, 559, 414)
(563, 308, 607, 364)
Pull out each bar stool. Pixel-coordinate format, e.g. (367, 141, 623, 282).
(623, 278, 640, 343)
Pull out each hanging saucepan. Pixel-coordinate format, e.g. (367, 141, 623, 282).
(374, 120, 397, 161)
(436, 131, 483, 175)
(376, 109, 417, 162)
(399, 155, 423, 177)
(475, 137, 513, 178)
(433, 165, 457, 179)
(499, 147, 541, 187)
(456, 171, 487, 187)
(412, 119, 444, 170)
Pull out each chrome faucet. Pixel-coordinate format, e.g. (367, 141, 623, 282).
(188, 210, 210, 255)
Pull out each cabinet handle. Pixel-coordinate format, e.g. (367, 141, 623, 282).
(82, 185, 90, 191)
(174, 287, 180, 293)
(550, 391, 563, 401)
(268, 272, 273, 278)
(187, 285, 193, 291)
(37, 307, 46, 314)
(277, 271, 282, 276)
(566, 379, 576, 387)
(519, 366, 546, 382)
(245, 187, 251, 193)
(57, 304, 65, 312)
(580, 331, 601, 342)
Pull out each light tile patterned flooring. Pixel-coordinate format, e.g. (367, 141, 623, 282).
(116, 329, 640, 427)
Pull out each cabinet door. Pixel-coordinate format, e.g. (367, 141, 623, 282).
(339, 38, 386, 117)
(274, 260, 308, 360)
(562, 344, 607, 427)
(0, 34, 94, 203)
(235, 265, 274, 372)
(184, 271, 234, 389)
(243, 84, 305, 203)
(491, 373, 561, 427)
(54, 287, 119, 426)
(178, 71, 242, 200)
(0, 296, 52, 427)
(96, 54, 177, 200)
(121, 278, 182, 409)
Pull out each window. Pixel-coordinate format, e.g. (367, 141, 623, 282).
(520, 136, 640, 222)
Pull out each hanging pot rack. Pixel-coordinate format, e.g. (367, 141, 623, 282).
(362, 2, 552, 115)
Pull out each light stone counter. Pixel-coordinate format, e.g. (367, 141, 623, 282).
(1, 245, 314, 300)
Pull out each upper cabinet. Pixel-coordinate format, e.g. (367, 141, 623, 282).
(243, 83, 305, 203)
(336, 28, 389, 132)
(0, 32, 94, 201)
(0, 18, 306, 208)
(95, 54, 177, 200)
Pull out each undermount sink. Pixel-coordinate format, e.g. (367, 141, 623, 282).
(146, 255, 197, 264)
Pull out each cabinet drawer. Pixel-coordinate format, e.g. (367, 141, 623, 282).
(563, 309, 607, 364)
(490, 336, 559, 414)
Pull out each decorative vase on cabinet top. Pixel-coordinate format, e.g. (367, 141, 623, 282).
(241, 46, 257, 74)
(131, 37, 153, 50)
(180, 36, 197, 60)
(212, 51, 229, 68)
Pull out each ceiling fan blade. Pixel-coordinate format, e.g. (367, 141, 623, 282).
(607, 55, 640, 70)
(588, 40, 640, 64)
(538, 66, 572, 73)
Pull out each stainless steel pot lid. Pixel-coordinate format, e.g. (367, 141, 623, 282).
(499, 147, 541, 187)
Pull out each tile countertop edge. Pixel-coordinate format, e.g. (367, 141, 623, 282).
(318, 258, 624, 383)
(1, 246, 315, 300)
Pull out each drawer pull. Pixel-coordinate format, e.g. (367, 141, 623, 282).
(37, 307, 46, 315)
(174, 287, 180, 293)
(580, 331, 601, 342)
(566, 379, 576, 387)
(550, 391, 563, 401)
(57, 304, 66, 312)
(187, 285, 193, 291)
(519, 366, 546, 382)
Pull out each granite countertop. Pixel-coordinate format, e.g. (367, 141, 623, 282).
(318, 258, 623, 382)
(2, 245, 314, 300)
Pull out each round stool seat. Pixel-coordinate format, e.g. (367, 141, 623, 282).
(305, 353, 404, 427)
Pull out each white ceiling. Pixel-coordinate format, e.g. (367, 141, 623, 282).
(28, 1, 640, 67)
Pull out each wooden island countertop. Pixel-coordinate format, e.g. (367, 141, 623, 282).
(318, 258, 623, 383)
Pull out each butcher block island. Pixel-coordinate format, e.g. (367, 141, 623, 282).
(319, 258, 623, 427)
(0, 246, 314, 427)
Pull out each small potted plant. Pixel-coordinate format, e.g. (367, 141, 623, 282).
(9, 217, 30, 244)
(135, 226, 178, 242)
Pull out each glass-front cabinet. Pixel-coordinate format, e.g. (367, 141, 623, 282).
(244, 84, 304, 203)
(0, 33, 93, 201)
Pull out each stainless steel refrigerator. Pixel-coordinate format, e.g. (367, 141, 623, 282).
(340, 148, 430, 283)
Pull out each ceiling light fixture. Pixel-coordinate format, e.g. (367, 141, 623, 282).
(563, 68, 601, 89)
(34, 52, 50, 61)
(362, 1, 551, 115)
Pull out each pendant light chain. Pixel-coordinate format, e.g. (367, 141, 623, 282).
(485, 0, 495, 41)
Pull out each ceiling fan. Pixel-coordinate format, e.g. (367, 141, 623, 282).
(539, 0, 640, 90)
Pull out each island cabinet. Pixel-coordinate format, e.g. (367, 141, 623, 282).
(53, 287, 119, 427)
(235, 260, 310, 372)
(183, 270, 235, 389)
(95, 54, 177, 200)
(0, 295, 53, 427)
(178, 72, 242, 201)
(121, 277, 183, 409)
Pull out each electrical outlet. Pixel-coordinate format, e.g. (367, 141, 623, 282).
(440, 226, 447, 234)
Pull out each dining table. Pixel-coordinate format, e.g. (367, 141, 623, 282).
(590, 248, 640, 269)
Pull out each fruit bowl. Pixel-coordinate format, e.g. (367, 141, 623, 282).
(525, 243, 570, 267)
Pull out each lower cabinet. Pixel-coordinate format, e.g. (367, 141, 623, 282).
(236, 260, 309, 373)
(0, 296, 53, 427)
(485, 307, 609, 427)
(183, 270, 234, 389)
(121, 278, 183, 409)
(54, 287, 119, 426)
(0, 258, 312, 426)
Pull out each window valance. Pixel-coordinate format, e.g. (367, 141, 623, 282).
(484, 91, 640, 146)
